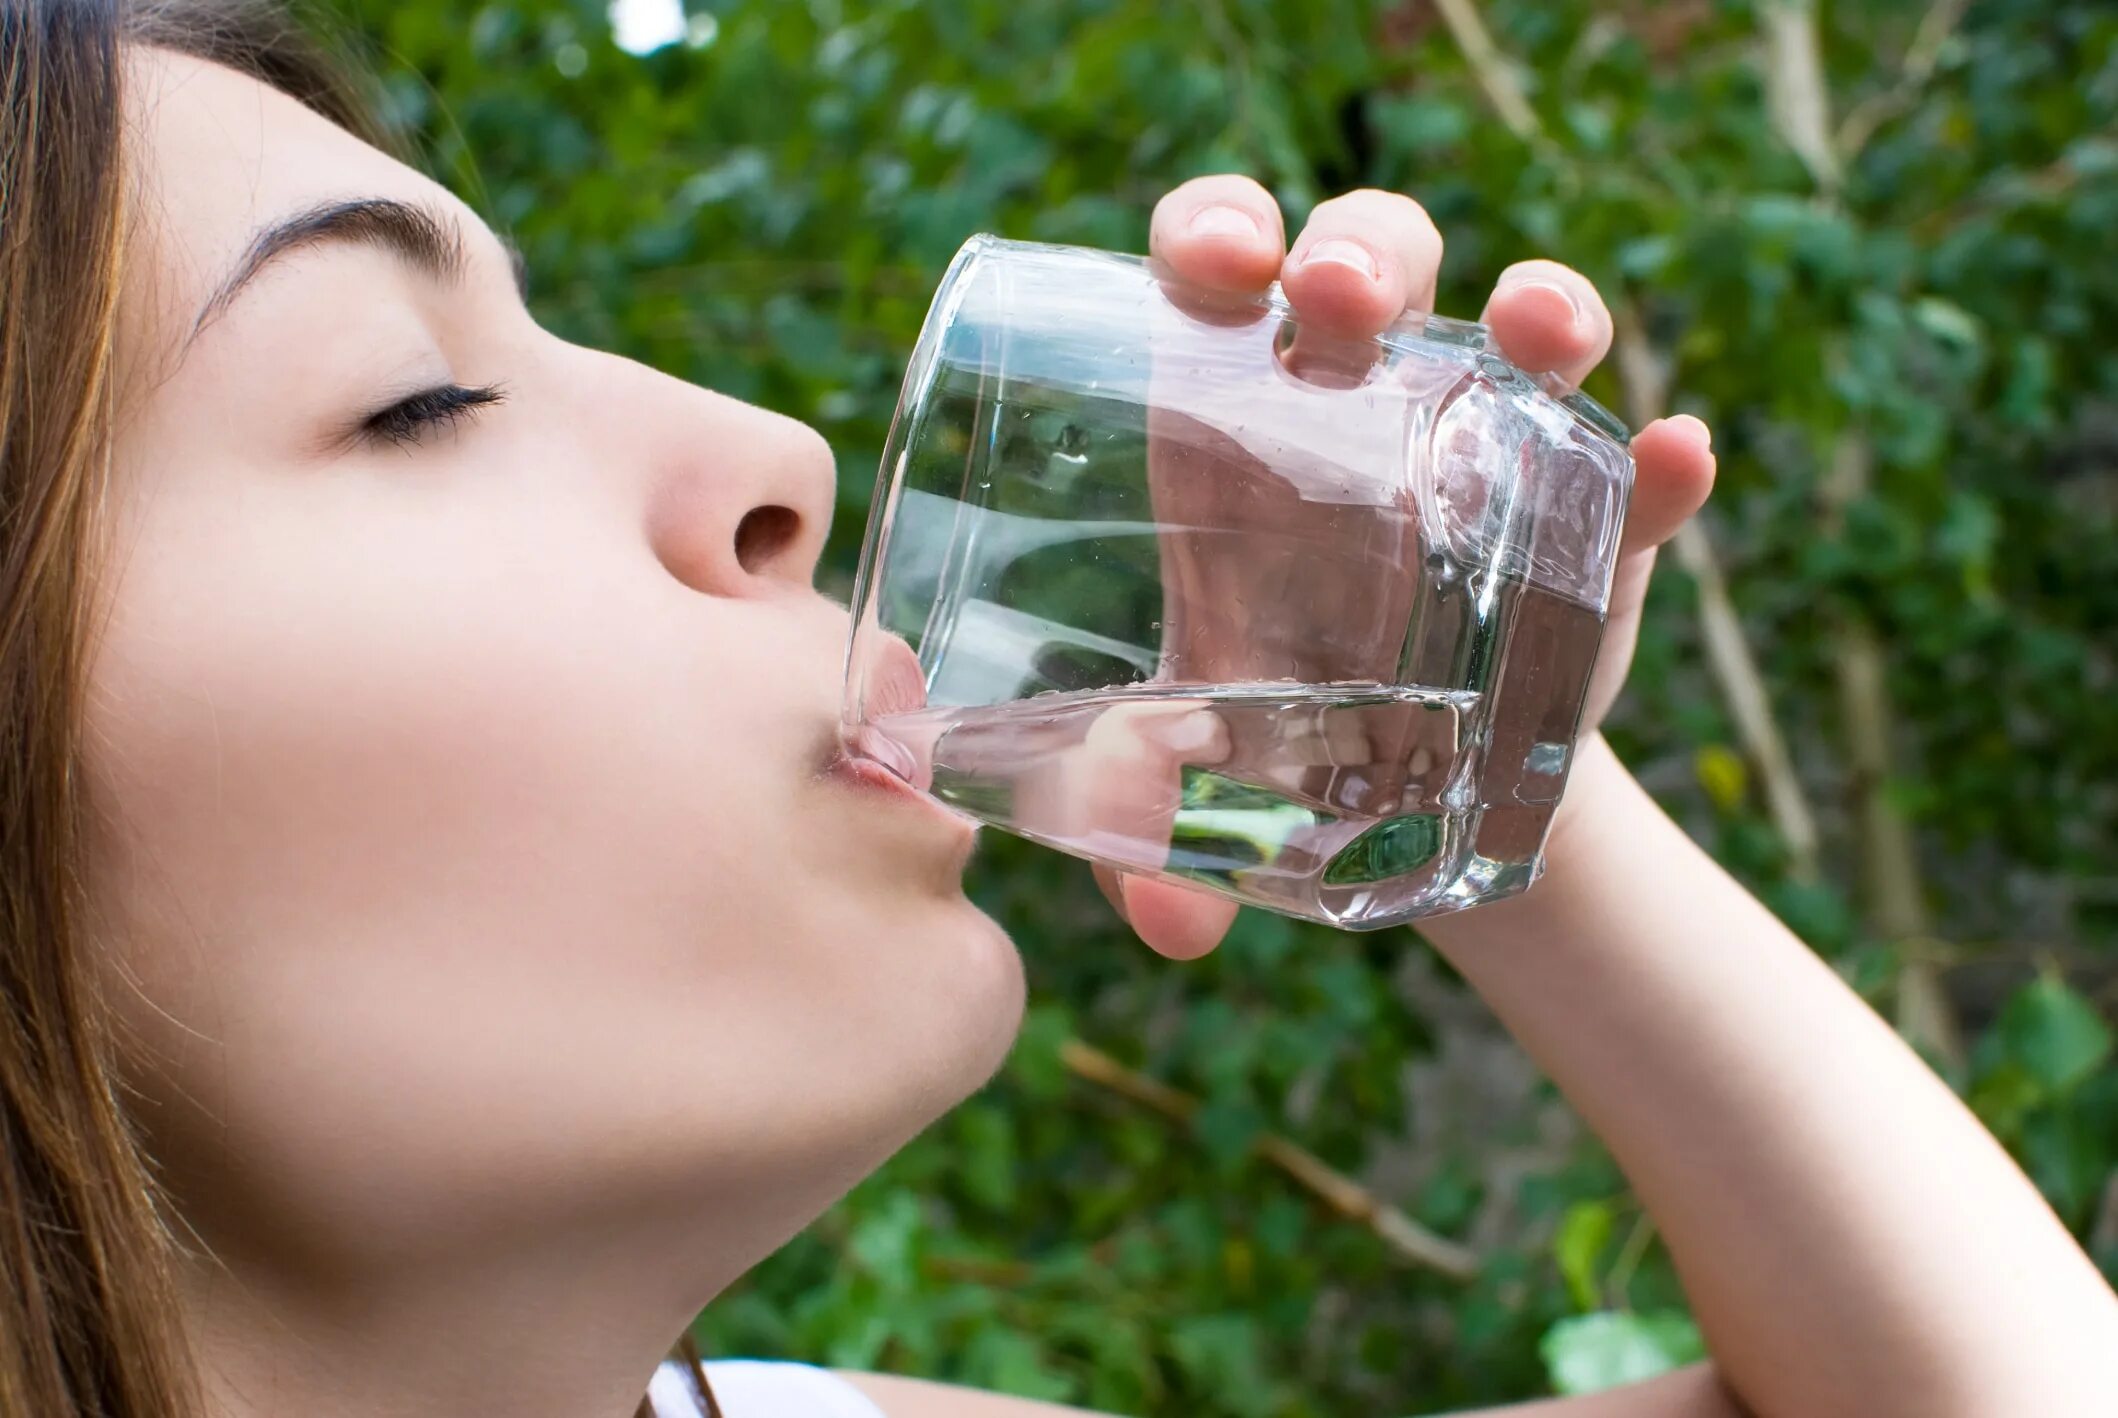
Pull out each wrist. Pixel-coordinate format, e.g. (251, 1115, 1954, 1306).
(1419, 733, 1636, 951)
(1539, 731, 1631, 870)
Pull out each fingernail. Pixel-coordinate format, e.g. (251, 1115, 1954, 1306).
(1144, 709, 1228, 760)
(1515, 277, 1582, 329)
(1298, 238, 1380, 280)
(1670, 413, 1713, 451)
(1187, 204, 1261, 240)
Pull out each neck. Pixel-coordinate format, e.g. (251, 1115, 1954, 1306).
(184, 1237, 685, 1418)
(179, 1166, 852, 1418)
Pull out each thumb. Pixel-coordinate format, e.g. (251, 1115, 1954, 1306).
(1098, 866, 1240, 960)
(1621, 415, 1716, 556)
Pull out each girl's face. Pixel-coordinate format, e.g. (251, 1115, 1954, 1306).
(90, 50, 1021, 1285)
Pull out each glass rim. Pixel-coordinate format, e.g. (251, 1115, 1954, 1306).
(913, 233, 1632, 447)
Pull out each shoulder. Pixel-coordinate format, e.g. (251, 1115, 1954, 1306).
(651, 1360, 1114, 1418)
(830, 1370, 1112, 1418)
(651, 1358, 890, 1418)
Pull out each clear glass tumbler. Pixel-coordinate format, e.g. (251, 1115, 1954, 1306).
(842, 235, 1633, 928)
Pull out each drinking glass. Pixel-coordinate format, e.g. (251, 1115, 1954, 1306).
(842, 235, 1633, 928)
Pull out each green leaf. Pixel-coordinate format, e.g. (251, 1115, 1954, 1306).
(1998, 976, 2115, 1096)
(963, 1328, 1074, 1404)
(1191, 1096, 1266, 1171)
(1007, 1002, 1073, 1101)
(1553, 1199, 1617, 1311)
(1541, 1311, 1707, 1395)
(1693, 744, 1749, 813)
(845, 1190, 923, 1293)
(955, 1102, 1019, 1211)
(1911, 295, 1983, 351)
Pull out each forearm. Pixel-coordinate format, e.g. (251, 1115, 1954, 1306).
(1422, 735, 2118, 1418)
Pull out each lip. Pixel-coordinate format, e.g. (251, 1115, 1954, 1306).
(832, 626, 973, 839)
(823, 742, 979, 839)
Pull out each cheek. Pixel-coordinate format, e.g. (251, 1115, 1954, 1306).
(80, 450, 1016, 1259)
(82, 473, 834, 1126)
(92, 484, 698, 927)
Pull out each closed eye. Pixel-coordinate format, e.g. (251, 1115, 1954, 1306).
(358, 382, 508, 449)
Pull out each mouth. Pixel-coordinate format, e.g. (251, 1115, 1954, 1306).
(821, 738, 978, 842)
(820, 624, 974, 838)
(840, 720, 930, 791)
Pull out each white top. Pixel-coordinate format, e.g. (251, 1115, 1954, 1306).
(650, 1359, 890, 1418)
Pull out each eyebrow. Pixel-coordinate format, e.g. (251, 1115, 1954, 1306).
(186, 196, 528, 347)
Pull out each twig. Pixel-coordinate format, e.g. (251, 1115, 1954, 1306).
(1428, 0, 1562, 163)
(1433, 0, 1828, 878)
(1603, 1209, 1659, 1310)
(1913, 149, 2085, 238)
(1758, 0, 1844, 198)
(922, 1254, 1037, 1287)
(1765, 6, 1963, 1068)
(2092, 1173, 2118, 1259)
(1614, 313, 1823, 881)
(1057, 1037, 1482, 1280)
(1835, 0, 1972, 161)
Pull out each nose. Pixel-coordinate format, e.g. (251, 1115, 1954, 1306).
(627, 359, 837, 598)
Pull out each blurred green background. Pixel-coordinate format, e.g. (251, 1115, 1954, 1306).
(332, 0, 2118, 1410)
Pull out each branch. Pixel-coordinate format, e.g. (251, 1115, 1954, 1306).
(1764, 10, 1963, 1067)
(2093, 1173, 2118, 1262)
(1058, 1038, 1482, 1280)
(1432, 0, 1826, 879)
(1913, 149, 2085, 239)
(1613, 315, 1822, 880)
(1428, 0, 1560, 162)
(1758, 0, 1843, 198)
(1835, 0, 1971, 162)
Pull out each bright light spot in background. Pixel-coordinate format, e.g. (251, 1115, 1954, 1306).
(609, 0, 686, 55)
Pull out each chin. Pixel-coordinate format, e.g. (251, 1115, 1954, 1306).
(967, 908, 1029, 1072)
(907, 900, 1028, 1118)
(942, 900, 1028, 1080)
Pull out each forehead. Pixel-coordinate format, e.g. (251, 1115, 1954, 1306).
(119, 47, 457, 368)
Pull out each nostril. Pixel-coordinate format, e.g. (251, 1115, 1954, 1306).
(733, 504, 802, 576)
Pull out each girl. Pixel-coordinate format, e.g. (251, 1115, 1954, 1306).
(1, 2, 2112, 1415)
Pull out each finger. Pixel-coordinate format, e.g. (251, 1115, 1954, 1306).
(1070, 705, 1228, 842)
(1478, 259, 1615, 390)
(1280, 188, 1446, 340)
(1095, 861, 1242, 963)
(1149, 174, 1288, 294)
(1116, 873, 1240, 960)
(1621, 415, 1716, 556)
(1093, 863, 1131, 923)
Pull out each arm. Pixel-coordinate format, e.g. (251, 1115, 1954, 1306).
(1419, 734, 2118, 1418)
(838, 178, 2116, 1418)
(1097, 174, 2118, 1414)
(839, 741, 2117, 1418)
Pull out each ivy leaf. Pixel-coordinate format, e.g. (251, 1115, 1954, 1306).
(963, 1328, 1074, 1404)
(1008, 1002, 1073, 1101)
(845, 1190, 923, 1294)
(1541, 1311, 1707, 1395)
(1998, 976, 2115, 1097)
(956, 1102, 1019, 1211)
(1553, 1199, 1617, 1311)
(1693, 744, 1749, 813)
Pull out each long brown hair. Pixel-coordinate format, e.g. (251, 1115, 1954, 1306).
(0, 4, 720, 1414)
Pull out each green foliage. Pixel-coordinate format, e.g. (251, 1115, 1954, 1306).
(332, 0, 2118, 1410)
(1551, 1199, 1617, 1313)
(1540, 1312, 1705, 1396)
(1971, 974, 2118, 1231)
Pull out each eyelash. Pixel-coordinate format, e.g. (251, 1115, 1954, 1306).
(359, 382, 508, 448)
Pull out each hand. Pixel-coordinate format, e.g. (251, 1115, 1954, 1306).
(1104, 177, 1718, 958)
